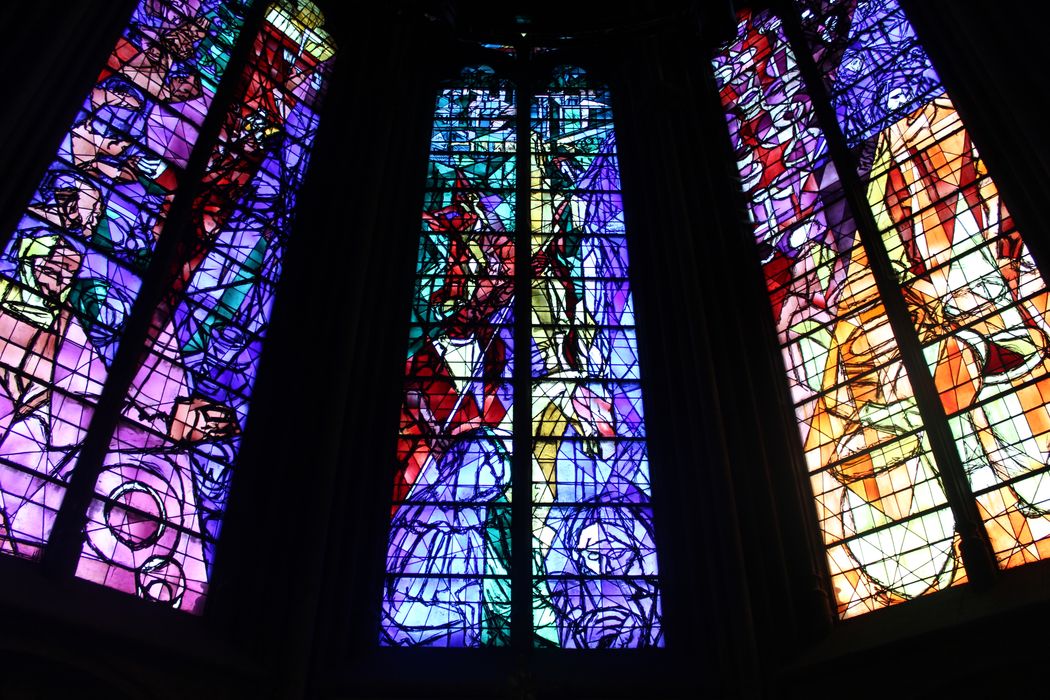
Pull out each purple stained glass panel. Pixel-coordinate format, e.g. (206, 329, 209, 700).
(0, 0, 252, 560)
(74, 0, 336, 610)
(796, 0, 944, 147)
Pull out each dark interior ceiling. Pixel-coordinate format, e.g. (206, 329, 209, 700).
(423, 0, 703, 42)
(326, 1, 739, 49)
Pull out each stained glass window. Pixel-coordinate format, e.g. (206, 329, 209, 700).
(0, 0, 252, 561)
(382, 63, 662, 648)
(0, 0, 334, 614)
(383, 65, 516, 648)
(530, 67, 661, 648)
(715, 0, 1050, 618)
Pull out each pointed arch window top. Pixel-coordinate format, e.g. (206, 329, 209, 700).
(796, 0, 943, 147)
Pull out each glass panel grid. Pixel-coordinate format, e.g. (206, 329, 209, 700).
(529, 66, 662, 648)
(383, 66, 516, 647)
(73, 0, 336, 611)
(0, 0, 249, 561)
(796, 0, 1050, 570)
(715, 7, 963, 618)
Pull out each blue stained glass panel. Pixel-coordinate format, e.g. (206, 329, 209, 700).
(530, 66, 662, 648)
(384, 66, 516, 647)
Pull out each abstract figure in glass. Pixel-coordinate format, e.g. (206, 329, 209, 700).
(798, 0, 1050, 570)
(75, 0, 335, 612)
(715, 9, 961, 618)
(383, 63, 661, 647)
(0, 230, 105, 556)
(0, 0, 251, 558)
(530, 67, 661, 647)
(383, 67, 515, 646)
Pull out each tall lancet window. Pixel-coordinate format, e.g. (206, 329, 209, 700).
(529, 67, 661, 648)
(0, 0, 335, 614)
(384, 65, 517, 648)
(382, 64, 662, 648)
(715, 0, 1050, 619)
(1, 0, 253, 563)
